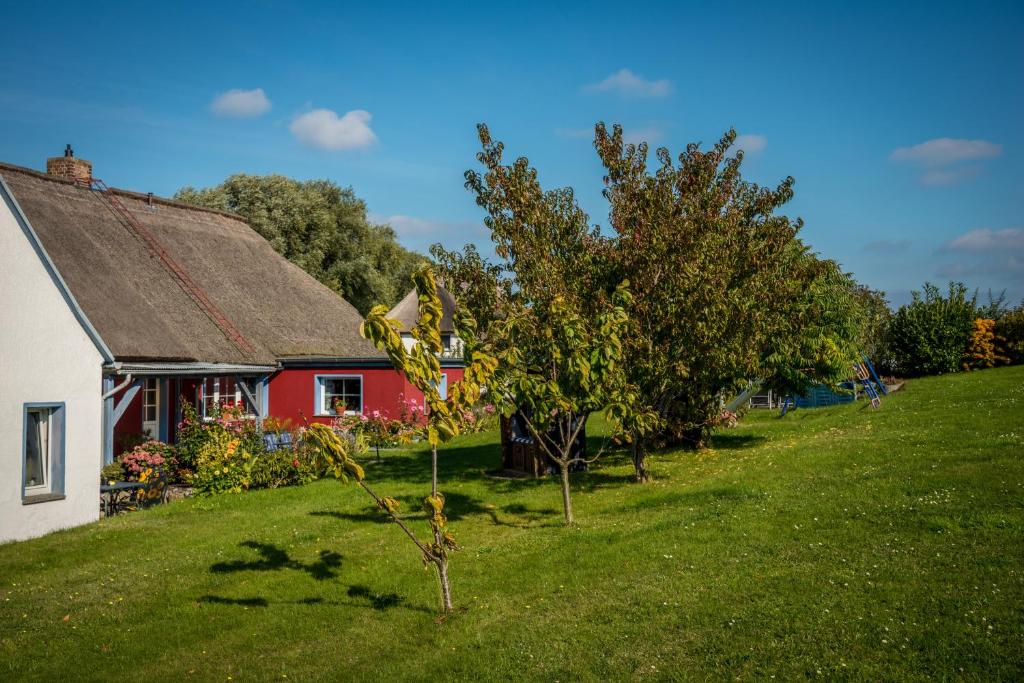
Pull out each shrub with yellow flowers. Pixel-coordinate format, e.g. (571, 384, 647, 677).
(191, 426, 256, 494)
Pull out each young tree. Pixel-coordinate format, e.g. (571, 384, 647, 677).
(359, 265, 498, 611)
(175, 174, 425, 314)
(465, 124, 654, 520)
(488, 283, 653, 524)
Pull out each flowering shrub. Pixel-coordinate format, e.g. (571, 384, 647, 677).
(120, 441, 176, 481)
(332, 403, 422, 456)
(458, 402, 497, 434)
(249, 434, 323, 488)
(190, 428, 255, 495)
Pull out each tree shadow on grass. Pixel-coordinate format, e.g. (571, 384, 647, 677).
(708, 433, 768, 451)
(198, 585, 428, 613)
(209, 541, 342, 581)
(310, 491, 561, 529)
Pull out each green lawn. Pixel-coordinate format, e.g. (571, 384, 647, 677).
(2, 367, 1023, 681)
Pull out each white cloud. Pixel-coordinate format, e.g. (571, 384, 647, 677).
(583, 69, 672, 98)
(941, 228, 1024, 253)
(935, 227, 1024, 290)
(734, 134, 767, 154)
(890, 138, 1002, 166)
(370, 213, 486, 252)
(210, 88, 271, 117)
(290, 109, 377, 151)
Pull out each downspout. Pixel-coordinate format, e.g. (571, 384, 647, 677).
(102, 373, 133, 400)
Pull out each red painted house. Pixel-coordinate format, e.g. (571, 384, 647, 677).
(1, 149, 462, 464)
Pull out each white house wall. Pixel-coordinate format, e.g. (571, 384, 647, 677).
(0, 184, 104, 542)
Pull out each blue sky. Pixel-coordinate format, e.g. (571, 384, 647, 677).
(2, 1, 1022, 306)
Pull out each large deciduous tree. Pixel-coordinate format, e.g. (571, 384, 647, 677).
(594, 125, 862, 477)
(175, 174, 424, 314)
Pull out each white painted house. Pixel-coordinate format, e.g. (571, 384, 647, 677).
(0, 170, 109, 542)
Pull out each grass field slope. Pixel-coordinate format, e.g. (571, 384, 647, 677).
(2, 366, 1022, 681)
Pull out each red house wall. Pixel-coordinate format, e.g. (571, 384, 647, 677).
(267, 366, 464, 426)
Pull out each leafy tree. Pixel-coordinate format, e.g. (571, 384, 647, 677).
(465, 124, 654, 520)
(995, 305, 1024, 364)
(594, 124, 859, 475)
(175, 174, 425, 314)
(490, 283, 654, 524)
(429, 243, 514, 339)
(851, 285, 894, 373)
(762, 254, 866, 399)
(359, 265, 498, 611)
(888, 282, 977, 376)
(962, 318, 1009, 370)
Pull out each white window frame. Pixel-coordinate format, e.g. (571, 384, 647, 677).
(314, 374, 363, 416)
(142, 378, 160, 434)
(199, 377, 246, 420)
(22, 403, 65, 503)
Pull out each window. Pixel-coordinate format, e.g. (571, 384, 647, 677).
(23, 404, 65, 502)
(316, 376, 362, 415)
(198, 377, 246, 418)
(143, 379, 159, 423)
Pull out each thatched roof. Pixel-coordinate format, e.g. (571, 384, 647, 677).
(387, 284, 457, 333)
(0, 162, 382, 364)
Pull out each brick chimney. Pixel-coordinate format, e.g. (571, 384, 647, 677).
(46, 144, 92, 185)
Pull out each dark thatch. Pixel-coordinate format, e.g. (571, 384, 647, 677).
(0, 162, 382, 364)
(387, 284, 457, 333)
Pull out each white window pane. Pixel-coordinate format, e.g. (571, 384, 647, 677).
(322, 378, 361, 414)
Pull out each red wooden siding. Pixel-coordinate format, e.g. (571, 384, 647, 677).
(267, 366, 464, 426)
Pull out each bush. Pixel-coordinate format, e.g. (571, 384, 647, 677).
(995, 306, 1024, 364)
(190, 428, 256, 495)
(175, 400, 206, 474)
(120, 441, 176, 481)
(888, 282, 976, 377)
(101, 461, 125, 484)
(248, 440, 322, 489)
(962, 318, 1009, 370)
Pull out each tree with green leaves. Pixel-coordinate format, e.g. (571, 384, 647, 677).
(593, 124, 863, 477)
(465, 124, 654, 521)
(760, 251, 867, 399)
(889, 282, 977, 376)
(175, 174, 425, 314)
(359, 265, 498, 611)
(429, 243, 514, 340)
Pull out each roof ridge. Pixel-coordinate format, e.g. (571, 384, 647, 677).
(0, 160, 245, 221)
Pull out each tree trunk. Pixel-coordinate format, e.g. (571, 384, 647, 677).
(682, 426, 707, 450)
(558, 462, 574, 525)
(436, 557, 453, 613)
(431, 443, 438, 497)
(632, 440, 650, 483)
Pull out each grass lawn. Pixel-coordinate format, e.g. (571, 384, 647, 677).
(2, 367, 1023, 681)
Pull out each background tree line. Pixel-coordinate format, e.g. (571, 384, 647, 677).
(175, 174, 425, 315)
